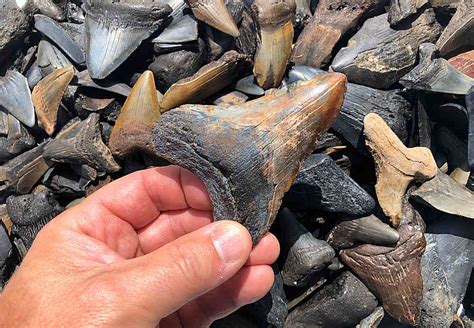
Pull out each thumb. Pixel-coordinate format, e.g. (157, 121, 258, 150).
(116, 220, 253, 320)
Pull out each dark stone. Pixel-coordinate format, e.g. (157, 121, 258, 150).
(467, 86, 474, 169)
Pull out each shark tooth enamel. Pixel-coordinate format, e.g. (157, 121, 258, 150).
(331, 10, 442, 88)
(160, 51, 250, 112)
(153, 14, 198, 46)
(284, 153, 376, 216)
(83, 0, 172, 79)
(449, 49, 474, 78)
(153, 73, 347, 242)
(235, 75, 265, 96)
(185, 0, 240, 37)
(388, 0, 428, 26)
(43, 114, 120, 173)
(36, 40, 75, 76)
(252, 0, 295, 89)
(34, 14, 85, 65)
(279, 208, 335, 287)
(292, 0, 386, 68)
(76, 70, 131, 97)
(109, 71, 161, 159)
(411, 170, 474, 219)
(436, 0, 474, 56)
(400, 43, 474, 95)
(0, 71, 36, 128)
(364, 113, 437, 227)
(32, 66, 75, 135)
(327, 215, 400, 249)
(340, 224, 426, 326)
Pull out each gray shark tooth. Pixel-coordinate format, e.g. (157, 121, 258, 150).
(388, 0, 428, 26)
(34, 14, 84, 65)
(279, 208, 335, 287)
(468, 86, 474, 169)
(286, 271, 378, 328)
(0, 114, 36, 162)
(331, 10, 442, 89)
(83, 0, 172, 79)
(43, 114, 120, 173)
(0, 71, 35, 128)
(436, 0, 474, 56)
(411, 170, 474, 220)
(400, 43, 474, 95)
(327, 215, 400, 249)
(75, 70, 131, 98)
(153, 14, 198, 45)
(185, 0, 240, 37)
(235, 75, 265, 96)
(36, 40, 74, 76)
(284, 153, 376, 216)
(287, 66, 326, 84)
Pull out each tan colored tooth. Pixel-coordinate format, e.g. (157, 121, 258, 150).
(32, 66, 74, 135)
(186, 0, 240, 37)
(160, 51, 249, 112)
(364, 113, 437, 226)
(109, 71, 161, 159)
(252, 0, 295, 89)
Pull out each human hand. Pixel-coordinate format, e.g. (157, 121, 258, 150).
(0, 166, 280, 327)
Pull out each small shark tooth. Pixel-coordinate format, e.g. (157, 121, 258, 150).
(185, 0, 240, 37)
(252, 0, 295, 89)
(340, 224, 426, 326)
(0, 71, 36, 128)
(32, 66, 75, 135)
(153, 14, 198, 45)
(160, 51, 249, 112)
(388, 0, 428, 26)
(327, 215, 400, 249)
(83, 0, 172, 79)
(331, 10, 442, 89)
(284, 153, 376, 216)
(411, 170, 474, 219)
(286, 271, 378, 328)
(34, 14, 85, 65)
(235, 75, 265, 96)
(449, 49, 474, 78)
(43, 114, 121, 173)
(364, 113, 437, 227)
(153, 73, 347, 242)
(436, 0, 474, 56)
(400, 43, 474, 95)
(109, 71, 161, 159)
(279, 208, 335, 287)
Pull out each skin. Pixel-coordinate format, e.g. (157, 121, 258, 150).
(0, 166, 280, 327)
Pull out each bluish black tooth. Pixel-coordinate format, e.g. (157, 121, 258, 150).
(153, 15, 198, 45)
(34, 14, 85, 65)
(235, 75, 264, 96)
(37, 40, 74, 76)
(0, 71, 36, 128)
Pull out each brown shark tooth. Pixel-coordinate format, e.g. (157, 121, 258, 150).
(160, 51, 250, 112)
(252, 0, 296, 89)
(32, 66, 74, 135)
(436, 0, 474, 56)
(291, 0, 386, 68)
(185, 0, 240, 37)
(364, 113, 437, 227)
(109, 71, 161, 159)
(340, 224, 426, 326)
(43, 114, 120, 173)
(153, 73, 347, 242)
(327, 215, 400, 249)
(449, 49, 474, 78)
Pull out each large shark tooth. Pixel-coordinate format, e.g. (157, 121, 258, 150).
(331, 10, 442, 89)
(185, 0, 240, 37)
(436, 0, 474, 56)
(327, 215, 400, 249)
(34, 14, 85, 65)
(364, 113, 437, 227)
(291, 0, 386, 68)
(32, 66, 75, 135)
(279, 208, 335, 287)
(340, 224, 426, 326)
(286, 271, 378, 328)
(0, 71, 35, 128)
(109, 71, 161, 159)
(252, 0, 295, 89)
(388, 0, 428, 26)
(43, 114, 121, 173)
(160, 51, 249, 112)
(284, 153, 376, 216)
(153, 73, 347, 242)
(83, 0, 172, 79)
(449, 49, 474, 78)
(400, 43, 474, 95)
(411, 170, 474, 219)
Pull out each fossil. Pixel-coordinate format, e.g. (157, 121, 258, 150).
(364, 113, 437, 226)
(0, 114, 36, 162)
(185, 0, 240, 37)
(36, 40, 75, 77)
(0, 71, 36, 128)
(213, 91, 248, 106)
(340, 224, 426, 325)
(153, 73, 346, 242)
(357, 307, 385, 328)
(75, 70, 131, 98)
(153, 14, 199, 47)
(449, 49, 474, 78)
(235, 75, 265, 96)
(388, 0, 428, 26)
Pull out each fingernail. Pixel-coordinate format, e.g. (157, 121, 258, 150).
(211, 223, 246, 264)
